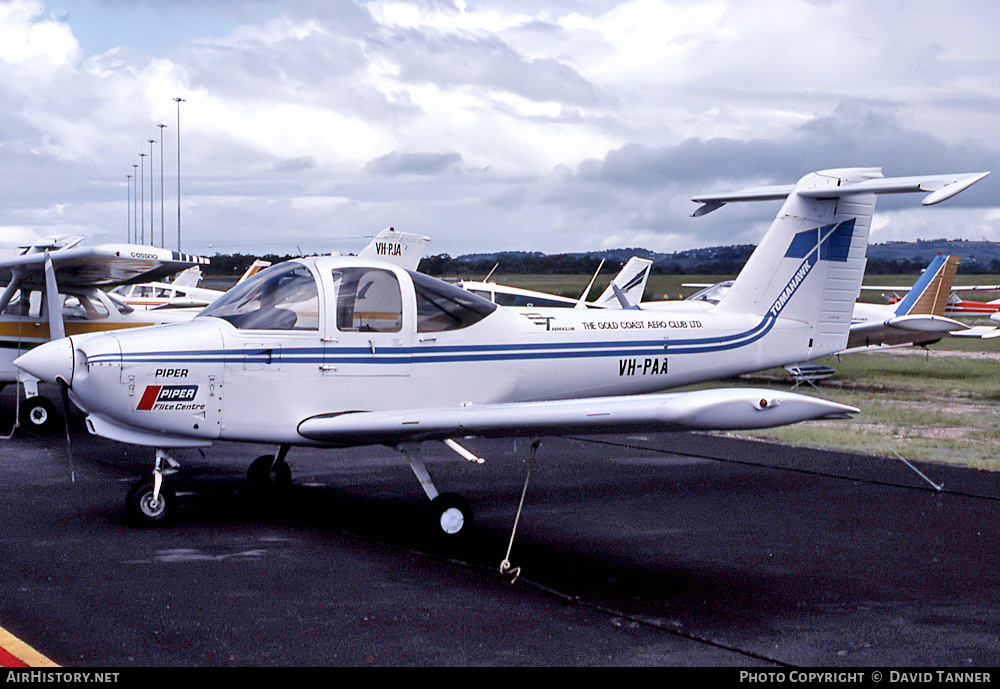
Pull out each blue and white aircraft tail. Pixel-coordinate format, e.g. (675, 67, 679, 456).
(692, 168, 990, 362)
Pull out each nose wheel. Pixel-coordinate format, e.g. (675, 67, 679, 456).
(125, 449, 180, 526)
(126, 478, 176, 525)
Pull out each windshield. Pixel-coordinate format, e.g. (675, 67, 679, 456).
(198, 262, 319, 330)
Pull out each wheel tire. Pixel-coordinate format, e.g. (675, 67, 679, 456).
(429, 493, 473, 540)
(246, 455, 292, 495)
(19, 397, 59, 435)
(125, 479, 175, 526)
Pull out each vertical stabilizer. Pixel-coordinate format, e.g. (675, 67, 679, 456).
(358, 227, 429, 271)
(714, 168, 879, 359)
(893, 254, 958, 317)
(594, 257, 653, 308)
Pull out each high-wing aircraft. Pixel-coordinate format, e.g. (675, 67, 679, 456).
(0, 235, 210, 432)
(459, 256, 653, 309)
(111, 261, 271, 311)
(15, 167, 989, 538)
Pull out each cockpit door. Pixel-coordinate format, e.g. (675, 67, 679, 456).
(322, 267, 411, 377)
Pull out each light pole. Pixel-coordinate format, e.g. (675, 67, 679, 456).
(132, 164, 138, 245)
(173, 97, 185, 252)
(127, 173, 132, 242)
(138, 152, 146, 244)
(148, 139, 156, 247)
(158, 123, 167, 249)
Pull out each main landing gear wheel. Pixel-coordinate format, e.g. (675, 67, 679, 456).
(125, 479, 176, 526)
(429, 493, 473, 540)
(19, 396, 59, 435)
(246, 454, 292, 495)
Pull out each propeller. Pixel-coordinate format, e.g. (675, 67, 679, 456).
(59, 379, 75, 483)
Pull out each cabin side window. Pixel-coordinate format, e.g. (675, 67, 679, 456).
(333, 268, 402, 333)
(409, 270, 496, 332)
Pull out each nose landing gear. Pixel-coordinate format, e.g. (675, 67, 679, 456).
(125, 449, 180, 525)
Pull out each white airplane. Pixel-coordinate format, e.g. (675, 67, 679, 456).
(459, 256, 653, 309)
(111, 261, 271, 311)
(0, 235, 210, 432)
(15, 167, 988, 538)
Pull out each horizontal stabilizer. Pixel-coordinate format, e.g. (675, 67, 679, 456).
(297, 388, 857, 446)
(951, 325, 1000, 339)
(692, 170, 989, 216)
(884, 314, 968, 333)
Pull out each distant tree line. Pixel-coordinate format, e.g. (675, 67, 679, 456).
(200, 245, 1000, 279)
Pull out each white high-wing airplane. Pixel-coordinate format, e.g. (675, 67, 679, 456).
(459, 256, 653, 309)
(111, 261, 271, 311)
(15, 168, 989, 538)
(0, 235, 210, 432)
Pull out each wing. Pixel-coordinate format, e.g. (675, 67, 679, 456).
(296, 388, 857, 446)
(0, 244, 210, 290)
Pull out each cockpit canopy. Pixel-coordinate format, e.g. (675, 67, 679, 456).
(198, 262, 319, 330)
(197, 260, 496, 333)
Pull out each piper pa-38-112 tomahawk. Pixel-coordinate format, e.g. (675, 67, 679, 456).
(15, 168, 989, 538)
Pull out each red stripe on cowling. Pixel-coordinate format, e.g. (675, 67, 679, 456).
(137, 386, 161, 411)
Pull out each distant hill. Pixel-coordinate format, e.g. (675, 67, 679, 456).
(199, 239, 1000, 279)
(434, 239, 1000, 276)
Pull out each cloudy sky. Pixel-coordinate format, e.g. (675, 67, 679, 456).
(2, 0, 1000, 259)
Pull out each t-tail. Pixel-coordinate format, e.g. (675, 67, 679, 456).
(692, 168, 989, 360)
(358, 227, 430, 271)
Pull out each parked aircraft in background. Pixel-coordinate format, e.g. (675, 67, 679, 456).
(459, 256, 652, 309)
(111, 261, 270, 311)
(16, 167, 988, 538)
(680, 254, 998, 351)
(0, 236, 210, 432)
(847, 255, 1000, 350)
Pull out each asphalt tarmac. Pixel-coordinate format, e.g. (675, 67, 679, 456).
(2, 389, 1000, 667)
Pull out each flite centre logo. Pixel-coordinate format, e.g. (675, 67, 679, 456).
(136, 385, 201, 411)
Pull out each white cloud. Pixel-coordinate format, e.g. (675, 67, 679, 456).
(0, 0, 998, 258)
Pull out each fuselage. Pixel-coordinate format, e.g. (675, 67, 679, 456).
(38, 256, 815, 447)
